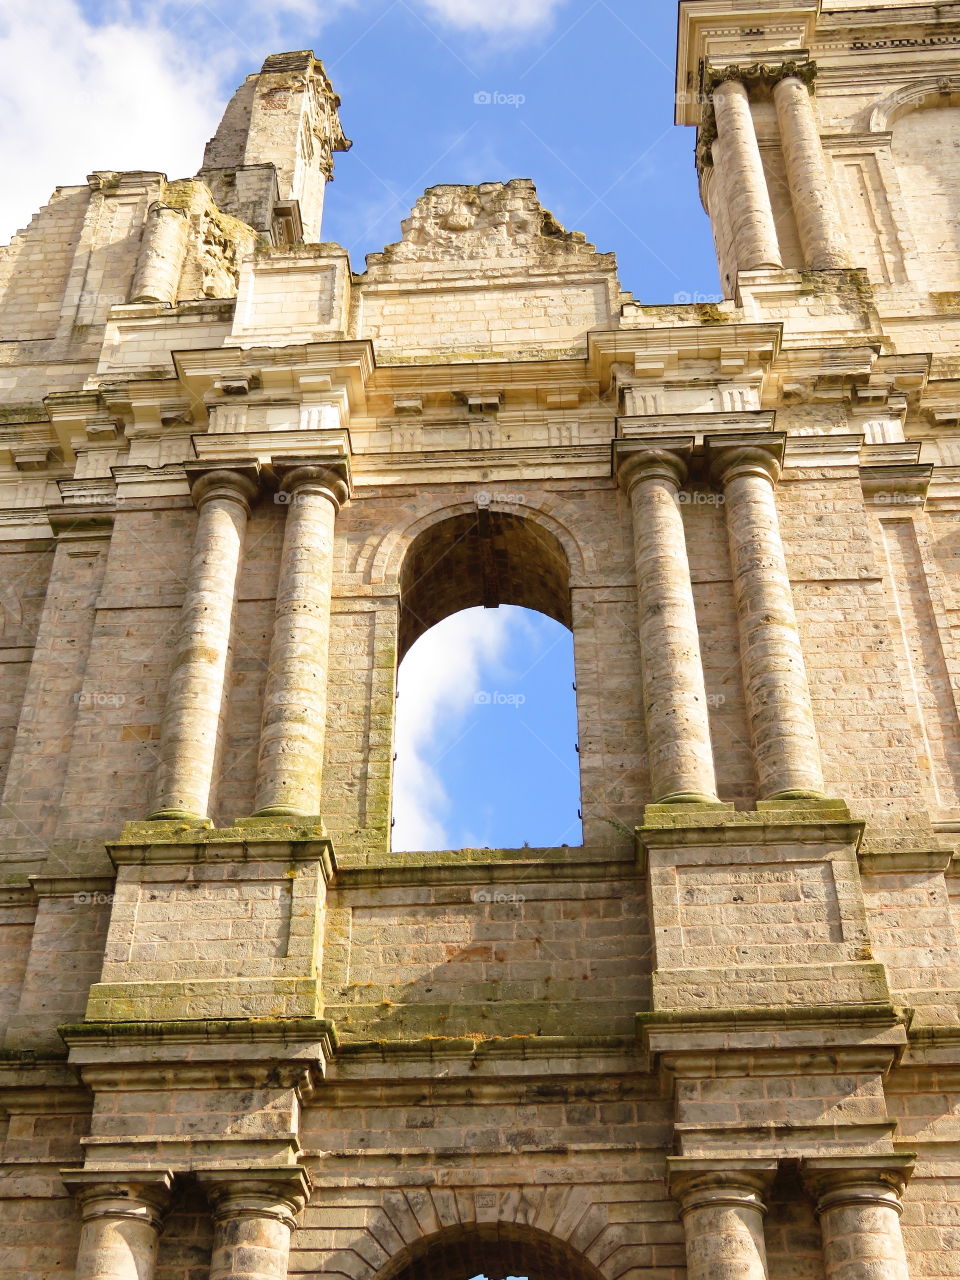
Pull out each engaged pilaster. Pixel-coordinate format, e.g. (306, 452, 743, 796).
(199, 1170, 310, 1280)
(670, 1161, 776, 1280)
(806, 1158, 915, 1280)
(149, 462, 260, 822)
(253, 459, 350, 819)
(64, 1174, 171, 1280)
(710, 74, 782, 270)
(615, 440, 720, 806)
(709, 435, 825, 801)
(773, 72, 849, 270)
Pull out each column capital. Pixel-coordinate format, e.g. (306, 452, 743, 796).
(61, 1169, 173, 1228)
(707, 59, 817, 96)
(274, 455, 352, 510)
(613, 436, 694, 494)
(669, 1157, 778, 1215)
(184, 460, 262, 512)
(706, 432, 785, 488)
(803, 1155, 916, 1213)
(197, 1168, 311, 1231)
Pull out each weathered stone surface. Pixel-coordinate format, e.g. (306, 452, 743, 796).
(3, 5, 960, 1278)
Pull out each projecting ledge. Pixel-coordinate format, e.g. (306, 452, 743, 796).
(59, 1016, 339, 1063)
(638, 1002, 908, 1058)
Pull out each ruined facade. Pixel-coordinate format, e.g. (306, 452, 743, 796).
(4, 3, 960, 1277)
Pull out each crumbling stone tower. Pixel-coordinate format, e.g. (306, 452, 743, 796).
(3, 2, 960, 1277)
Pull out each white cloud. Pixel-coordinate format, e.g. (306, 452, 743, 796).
(0, 0, 564, 244)
(0, 0, 229, 243)
(419, 0, 567, 32)
(392, 607, 515, 852)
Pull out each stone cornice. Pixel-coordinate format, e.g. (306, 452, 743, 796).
(106, 826, 336, 881)
(860, 462, 932, 508)
(675, 0, 820, 125)
(589, 323, 782, 386)
(60, 1016, 339, 1057)
(337, 849, 634, 889)
(640, 1002, 908, 1065)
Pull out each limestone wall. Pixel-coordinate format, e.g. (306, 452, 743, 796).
(4, 8, 960, 1279)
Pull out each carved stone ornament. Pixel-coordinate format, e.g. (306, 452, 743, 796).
(369, 179, 605, 266)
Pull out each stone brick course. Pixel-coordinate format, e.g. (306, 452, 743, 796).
(4, 4, 960, 1277)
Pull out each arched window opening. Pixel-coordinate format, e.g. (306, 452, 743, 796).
(392, 510, 582, 853)
(379, 1223, 607, 1280)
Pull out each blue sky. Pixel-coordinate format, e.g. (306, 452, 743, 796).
(1, 0, 722, 853)
(1, 0, 720, 299)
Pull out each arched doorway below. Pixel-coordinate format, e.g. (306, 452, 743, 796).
(379, 1222, 608, 1280)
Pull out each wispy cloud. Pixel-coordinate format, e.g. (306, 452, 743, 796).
(0, 0, 566, 244)
(392, 607, 516, 852)
(0, 0, 228, 242)
(420, 0, 568, 32)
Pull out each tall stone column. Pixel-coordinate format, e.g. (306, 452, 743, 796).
(806, 1158, 914, 1280)
(253, 460, 350, 818)
(65, 1176, 171, 1280)
(671, 1164, 774, 1280)
(130, 203, 190, 304)
(709, 436, 825, 800)
(711, 75, 782, 270)
(199, 1171, 310, 1280)
(773, 73, 850, 270)
(149, 463, 260, 822)
(615, 441, 720, 806)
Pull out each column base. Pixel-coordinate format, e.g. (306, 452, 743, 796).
(235, 812, 327, 837)
(144, 810, 213, 825)
(644, 797, 735, 821)
(757, 795, 850, 817)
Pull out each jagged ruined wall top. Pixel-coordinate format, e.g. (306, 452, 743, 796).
(364, 179, 616, 275)
(201, 50, 350, 243)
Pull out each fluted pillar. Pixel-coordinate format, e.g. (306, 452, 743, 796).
(149, 463, 260, 822)
(64, 1175, 171, 1280)
(253, 460, 350, 818)
(806, 1158, 915, 1280)
(671, 1163, 774, 1280)
(711, 76, 782, 270)
(615, 441, 720, 806)
(199, 1171, 310, 1280)
(773, 73, 850, 270)
(130, 203, 190, 304)
(709, 437, 825, 800)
